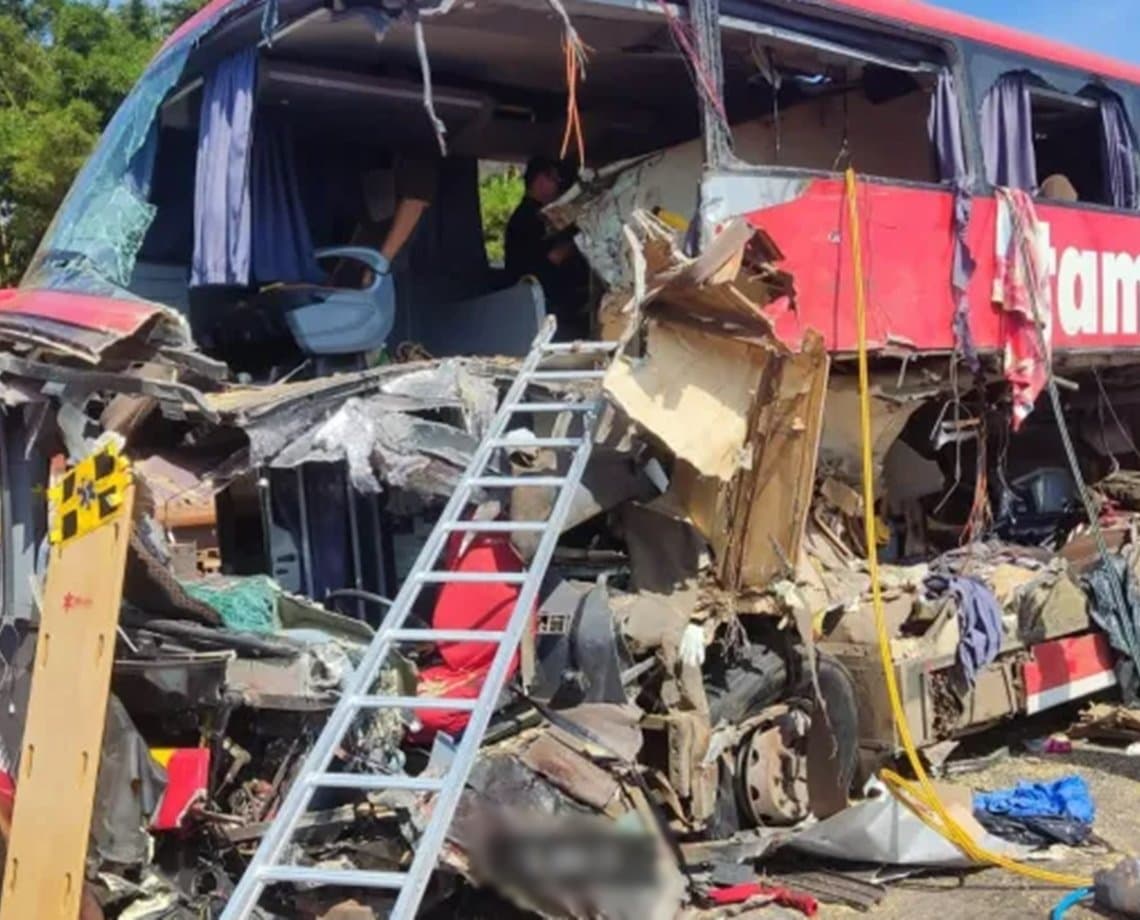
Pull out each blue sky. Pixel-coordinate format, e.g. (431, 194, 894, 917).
(930, 0, 1139, 64)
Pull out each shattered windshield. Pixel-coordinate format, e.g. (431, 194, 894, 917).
(20, 44, 189, 298)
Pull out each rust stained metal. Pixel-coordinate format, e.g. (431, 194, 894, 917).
(518, 733, 620, 811)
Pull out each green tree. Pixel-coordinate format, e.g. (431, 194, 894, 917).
(0, 0, 170, 285)
(479, 166, 523, 266)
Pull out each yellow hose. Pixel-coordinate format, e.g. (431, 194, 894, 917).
(843, 167, 1092, 889)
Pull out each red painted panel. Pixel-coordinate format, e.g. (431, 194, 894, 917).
(162, 0, 231, 51)
(152, 748, 210, 830)
(748, 178, 994, 353)
(743, 177, 1140, 355)
(0, 288, 161, 338)
(1021, 631, 1117, 716)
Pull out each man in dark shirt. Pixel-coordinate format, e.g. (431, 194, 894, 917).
(333, 154, 439, 287)
(504, 156, 589, 339)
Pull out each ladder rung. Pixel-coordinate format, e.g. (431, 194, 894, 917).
(529, 369, 606, 381)
(542, 341, 619, 354)
(352, 695, 479, 711)
(258, 866, 407, 889)
(469, 476, 567, 488)
(443, 520, 548, 533)
(416, 571, 528, 585)
(308, 772, 445, 792)
(510, 402, 595, 413)
(489, 437, 583, 449)
(388, 628, 507, 643)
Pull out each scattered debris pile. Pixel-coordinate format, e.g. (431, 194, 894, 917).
(4, 113, 1140, 920)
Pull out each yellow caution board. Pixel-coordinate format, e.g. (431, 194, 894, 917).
(2, 446, 135, 920)
(47, 441, 131, 546)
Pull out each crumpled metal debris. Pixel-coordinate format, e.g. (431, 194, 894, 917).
(239, 361, 498, 495)
(788, 780, 1025, 868)
(90, 697, 167, 868)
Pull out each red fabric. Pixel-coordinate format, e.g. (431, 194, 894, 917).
(993, 188, 1051, 431)
(708, 883, 818, 916)
(408, 663, 485, 742)
(152, 749, 210, 830)
(405, 530, 534, 743)
(432, 532, 526, 672)
(0, 770, 14, 826)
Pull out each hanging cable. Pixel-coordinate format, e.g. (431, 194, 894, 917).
(544, 0, 589, 167)
(412, 15, 447, 156)
(1094, 368, 1140, 467)
(845, 167, 1094, 889)
(657, 0, 729, 134)
(560, 32, 586, 166)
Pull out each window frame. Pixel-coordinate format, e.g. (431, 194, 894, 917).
(704, 5, 970, 193)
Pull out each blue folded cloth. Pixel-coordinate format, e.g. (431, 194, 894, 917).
(974, 775, 1094, 825)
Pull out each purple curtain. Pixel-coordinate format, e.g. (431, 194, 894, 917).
(980, 74, 1037, 191)
(928, 71, 979, 370)
(928, 71, 967, 183)
(251, 120, 320, 284)
(1099, 93, 1140, 210)
(191, 48, 257, 286)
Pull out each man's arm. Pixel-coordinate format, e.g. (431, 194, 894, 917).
(378, 156, 439, 266)
(380, 198, 430, 263)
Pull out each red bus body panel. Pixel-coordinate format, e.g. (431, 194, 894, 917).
(745, 178, 1140, 354)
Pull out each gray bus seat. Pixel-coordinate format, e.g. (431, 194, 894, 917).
(415, 277, 546, 358)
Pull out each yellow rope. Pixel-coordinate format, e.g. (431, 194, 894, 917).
(844, 167, 1092, 889)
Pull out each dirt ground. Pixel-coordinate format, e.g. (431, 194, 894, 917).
(823, 717, 1140, 919)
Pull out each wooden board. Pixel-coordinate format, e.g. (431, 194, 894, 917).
(725, 330, 831, 589)
(1, 484, 135, 920)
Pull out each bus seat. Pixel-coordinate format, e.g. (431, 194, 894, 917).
(415, 277, 546, 358)
(265, 246, 395, 357)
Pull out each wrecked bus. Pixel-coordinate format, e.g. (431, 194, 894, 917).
(0, 0, 1138, 915)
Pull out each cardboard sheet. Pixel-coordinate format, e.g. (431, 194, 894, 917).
(605, 317, 828, 591)
(605, 319, 767, 482)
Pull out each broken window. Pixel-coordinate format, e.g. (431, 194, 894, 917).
(114, 1, 706, 373)
(22, 45, 190, 296)
(1030, 86, 1106, 205)
(981, 71, 1140, 210)
(719, 21, 951, 185)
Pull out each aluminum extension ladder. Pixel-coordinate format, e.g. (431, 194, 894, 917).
(222, 321, 619, 920)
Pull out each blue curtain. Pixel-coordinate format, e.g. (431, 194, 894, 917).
(251, 119, 321, 284)
(191, 48, 257, 287)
